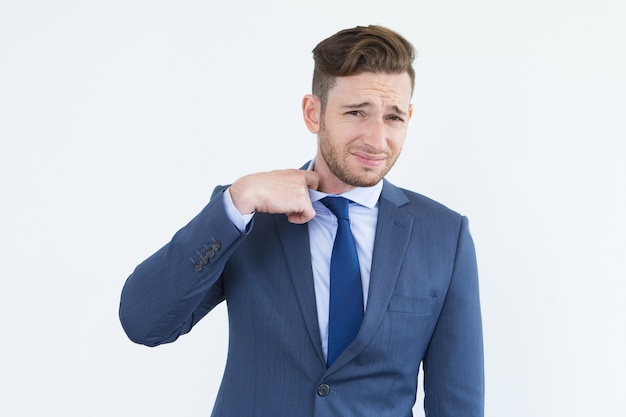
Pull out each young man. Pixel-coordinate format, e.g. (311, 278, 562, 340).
(120, 25, 484, 416)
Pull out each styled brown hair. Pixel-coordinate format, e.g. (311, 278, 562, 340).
(312, 25, 416, 109)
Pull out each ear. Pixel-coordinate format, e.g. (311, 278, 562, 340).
(302, 94, 322, 134)
(408, 103, 414, 120)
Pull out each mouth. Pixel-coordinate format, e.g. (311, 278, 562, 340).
(351, 151, 387, 168)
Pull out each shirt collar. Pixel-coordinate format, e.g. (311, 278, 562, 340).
(305, 158, 382, 209)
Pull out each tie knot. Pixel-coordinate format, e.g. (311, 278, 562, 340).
(321, 196, 350, 221)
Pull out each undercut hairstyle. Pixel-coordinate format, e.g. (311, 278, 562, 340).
(312, 25, 416, 110)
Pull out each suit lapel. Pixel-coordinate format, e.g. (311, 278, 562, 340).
(272, 176, 414, 372)
(328, 180, 414, 371)
(274, 215, 327, 366)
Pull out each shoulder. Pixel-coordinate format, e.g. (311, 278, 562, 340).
(381, 179, 463, 222)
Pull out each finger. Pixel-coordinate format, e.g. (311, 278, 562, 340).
(286, 197, 317, 224)
(301, 170, 320, 191)
(287, 207, 316, 224)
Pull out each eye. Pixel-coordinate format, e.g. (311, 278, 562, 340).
(346, 110, 363, 117)
(387, 114, 405, 122)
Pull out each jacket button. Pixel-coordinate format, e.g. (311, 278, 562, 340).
(193, 262, 203, 272)
(212, 241, 221, 251)
(317, 383, 330, 397)
(206, 249, 215, 259)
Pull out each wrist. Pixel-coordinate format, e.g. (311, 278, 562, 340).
(229, 177, 256, 215)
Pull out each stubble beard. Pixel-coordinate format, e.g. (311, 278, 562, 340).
(318, 121, 400, 188)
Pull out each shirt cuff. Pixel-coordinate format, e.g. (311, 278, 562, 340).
(223, 187, 255, 232)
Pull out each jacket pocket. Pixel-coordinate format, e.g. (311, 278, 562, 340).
(388, 296, 438, 315)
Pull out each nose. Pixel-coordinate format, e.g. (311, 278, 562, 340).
(362, 118, 387, 151)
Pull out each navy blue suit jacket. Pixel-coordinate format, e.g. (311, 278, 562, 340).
(119, 179, 484, 416)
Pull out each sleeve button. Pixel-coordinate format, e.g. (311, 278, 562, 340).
(193, 262, 203, 272)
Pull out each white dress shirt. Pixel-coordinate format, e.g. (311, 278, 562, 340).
(223, 161, 381, 360)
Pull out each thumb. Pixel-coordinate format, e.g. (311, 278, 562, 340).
(302, 170, 320, 191)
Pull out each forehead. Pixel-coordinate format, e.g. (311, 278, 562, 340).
(327, 72, 413, 106)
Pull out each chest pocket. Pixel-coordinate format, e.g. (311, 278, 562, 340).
(388, 295, 438, 315)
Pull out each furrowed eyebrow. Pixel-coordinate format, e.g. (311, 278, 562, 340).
(390, 105, 408, 116)
(341, 102, 408, 116)
(342, 102, 371, 110)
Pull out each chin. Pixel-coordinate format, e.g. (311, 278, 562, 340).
(343, 170, 386, 188)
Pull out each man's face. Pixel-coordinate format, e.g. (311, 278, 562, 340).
(312, 72, 413, 194)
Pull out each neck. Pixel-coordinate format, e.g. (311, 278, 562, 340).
(311, 161, 355, 195)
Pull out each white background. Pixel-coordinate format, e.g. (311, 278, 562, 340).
(1, 1, 625, 416)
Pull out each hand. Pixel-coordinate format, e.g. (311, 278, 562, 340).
(229, 169, 320, 224)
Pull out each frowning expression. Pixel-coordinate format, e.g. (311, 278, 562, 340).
(304, 72, 413, 194)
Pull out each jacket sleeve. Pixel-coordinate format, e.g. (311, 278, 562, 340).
(118, 186, 250, 347)
(423, 216, 484, 416)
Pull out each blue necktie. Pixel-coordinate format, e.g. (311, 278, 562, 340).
(321, 197, 364, 366)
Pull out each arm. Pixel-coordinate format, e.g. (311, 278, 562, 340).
(119, 187, 247, 346)
(118, 169, 320, 347)
(423, 216, 484, 416)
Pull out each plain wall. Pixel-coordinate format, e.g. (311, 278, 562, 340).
(1, 1, 625, 416)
